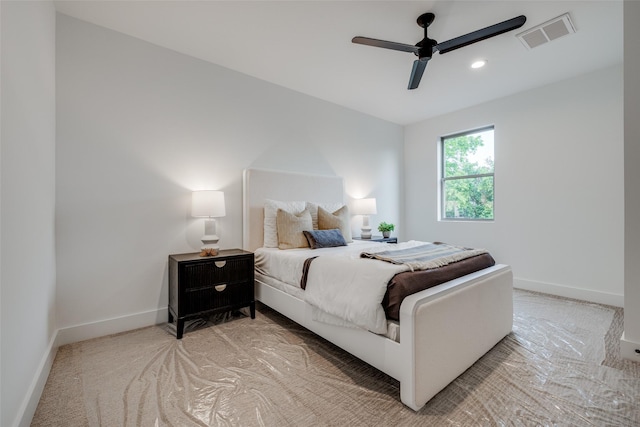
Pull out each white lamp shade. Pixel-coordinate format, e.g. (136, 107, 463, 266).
(353, 198, 377, 215)
(192, 190, 226, 217)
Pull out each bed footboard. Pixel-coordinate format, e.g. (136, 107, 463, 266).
(397, 264, 513, 410)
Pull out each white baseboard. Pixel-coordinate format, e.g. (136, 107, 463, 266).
(620, 332, 640, 362)
(513, 277, 624, 307)
(14, 331, 58, 427)
(56, 307, 168, 347)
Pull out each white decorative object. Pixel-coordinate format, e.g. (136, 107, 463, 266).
(352, 198, 377, 239)
(192, 190, 226, 250)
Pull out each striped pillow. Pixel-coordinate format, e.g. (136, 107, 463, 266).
(264, 199, 305, 247)
(276, 208, 313, 250)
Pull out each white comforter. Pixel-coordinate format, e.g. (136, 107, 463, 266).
(304, 256, 408, 333)
(255, 240, 426, 333)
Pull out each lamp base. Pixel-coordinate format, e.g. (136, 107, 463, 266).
(360, 227, 372, 239)
(200, 238, 220, 251)
(201, 219, 220, 250)
(360, 214, 372, 239)
(201, 243, 220, 250)
(200, 237, 219, 257)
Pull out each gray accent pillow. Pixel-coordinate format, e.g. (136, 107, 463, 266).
(303, 229, 347, 249)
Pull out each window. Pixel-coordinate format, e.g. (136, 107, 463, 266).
(440, 126, 494, 220)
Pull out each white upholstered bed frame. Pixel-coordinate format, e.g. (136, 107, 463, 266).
(242, 168, 513, 410)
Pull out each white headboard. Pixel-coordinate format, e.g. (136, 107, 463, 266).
(242, 168, 345, 251)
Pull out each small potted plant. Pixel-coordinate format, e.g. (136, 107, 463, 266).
(378, 221, 395, 238)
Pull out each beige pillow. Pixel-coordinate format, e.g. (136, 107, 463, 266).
(264, 199, 306, 247)
(306, 201, 345, 230)
(318, 205, 352, 243)
(276, 208, 313, 249)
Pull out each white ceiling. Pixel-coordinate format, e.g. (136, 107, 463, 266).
(53, 1, 623, 125)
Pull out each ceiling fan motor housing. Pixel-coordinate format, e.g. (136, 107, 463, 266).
(416, 38, 437, 59)
(416, 13, 437, 59)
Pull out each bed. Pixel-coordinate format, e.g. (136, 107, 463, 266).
(242, 167, 513, 411)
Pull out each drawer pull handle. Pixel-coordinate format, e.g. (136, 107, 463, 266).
(215, 261, 226, 268)
(214, 284, 227, 292)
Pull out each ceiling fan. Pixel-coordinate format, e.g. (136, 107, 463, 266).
(352, 13, 526, 90)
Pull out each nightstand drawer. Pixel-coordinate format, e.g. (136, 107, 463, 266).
(184, 280, 253, 315)
(182, 257, 252, 289)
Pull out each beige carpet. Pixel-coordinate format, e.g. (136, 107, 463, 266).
(33, 289, 640, 426)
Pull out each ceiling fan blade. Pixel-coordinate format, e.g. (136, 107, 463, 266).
(408, 59, 429, 90)
(435, 15, 526, 54)
(352, 36, 419, 54)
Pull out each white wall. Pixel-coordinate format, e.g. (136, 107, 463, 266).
(622, 0, 640, 361)
(404, 65, 624, 306)
(1, 4, 3, 423)
(0, 2, 57, 426)
(55, 14, 403, 343)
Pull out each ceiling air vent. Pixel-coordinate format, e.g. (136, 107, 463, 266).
(516, 13, 576, 50)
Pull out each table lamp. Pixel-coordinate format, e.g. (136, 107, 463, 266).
(353, 198, 377, 239)
(192, 190, 226, 250)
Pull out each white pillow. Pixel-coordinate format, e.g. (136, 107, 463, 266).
(305, 202, 345, 230)
(263, 199, 305, 248)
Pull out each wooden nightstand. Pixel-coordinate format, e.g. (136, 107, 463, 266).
(168, 249, 254, 339)
(353, 236, 398, 244)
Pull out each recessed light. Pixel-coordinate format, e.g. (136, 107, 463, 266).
(471, 60, 487, 69)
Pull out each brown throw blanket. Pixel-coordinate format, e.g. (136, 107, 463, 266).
(383, 253, 495, 320)
(300, 256, 318, 290)
(360, 242, 488, 271)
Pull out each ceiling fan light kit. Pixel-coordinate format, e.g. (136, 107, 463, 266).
(352, 12, 526, 90)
